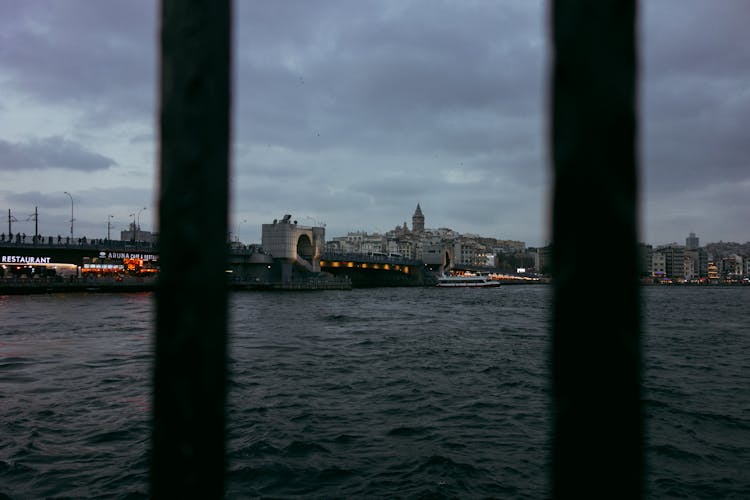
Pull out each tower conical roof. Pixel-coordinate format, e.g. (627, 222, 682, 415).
(413, 203, 424, 217)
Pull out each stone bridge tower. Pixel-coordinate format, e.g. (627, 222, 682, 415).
(262, 215, 325, 281)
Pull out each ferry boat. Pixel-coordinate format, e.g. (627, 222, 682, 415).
(435, 273, 501, 288)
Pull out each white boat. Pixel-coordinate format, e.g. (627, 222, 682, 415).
(435, 273, 501, 288)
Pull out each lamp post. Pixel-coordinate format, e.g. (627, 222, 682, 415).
(137, 207, 147, 232)
(130, 213, 136, 242)
(7, 209, 17, 238)
(136, 207, 147, 245)
(28, 206, 39, 242)
(63, 191, 74, 240)
(107, 215, 114, 240)
(235, 218, 247, 243)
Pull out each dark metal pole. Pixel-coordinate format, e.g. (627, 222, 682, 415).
(64, 191, 74, 240)
(550, 1, 642, 497)
(137, 207, 147, 233)
(152, 0, 231, 497)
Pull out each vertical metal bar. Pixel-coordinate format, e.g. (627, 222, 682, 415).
(551, 1, 642, 497)
(152, 0, 231, 497)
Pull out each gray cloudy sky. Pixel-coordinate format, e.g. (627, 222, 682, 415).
(0, 1, 747, 247)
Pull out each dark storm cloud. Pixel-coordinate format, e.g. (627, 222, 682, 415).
(0, 136, 116, 171)
(643, 1, 749, 79)
(0, 0, 156, 126)
(232, 0, 547, 241)
(235, 0, 544, 156)
(2, 187, 151, 213)
(641, 0, 750, 195)
(1, 1, 747, 245)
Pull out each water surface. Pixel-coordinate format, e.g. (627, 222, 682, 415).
(0, 286, 748, 498)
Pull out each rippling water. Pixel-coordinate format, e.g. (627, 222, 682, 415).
(0, 286, 748, 498)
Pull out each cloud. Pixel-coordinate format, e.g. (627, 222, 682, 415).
(235, 0, 545, 159)
(0, 0, 747, 247)
(641, 0, 750, 196)
(0, 1, 157, 127)
(229, 0, 548, 244)
(0, 136, 117, 171)
(644, 178, 750, 245)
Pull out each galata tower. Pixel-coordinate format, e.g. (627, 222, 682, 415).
(412, 203, 425, 233)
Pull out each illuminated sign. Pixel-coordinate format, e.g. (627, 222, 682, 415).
(2, 255, 52, 264)
(104, 252, 158, 261)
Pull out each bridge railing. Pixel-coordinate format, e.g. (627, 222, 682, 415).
(0, 239, 158, 251)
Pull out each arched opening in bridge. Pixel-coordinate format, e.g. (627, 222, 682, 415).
(297, 234, 314, 266)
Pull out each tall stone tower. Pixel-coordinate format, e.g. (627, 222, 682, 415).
(412, 203, 425, 233)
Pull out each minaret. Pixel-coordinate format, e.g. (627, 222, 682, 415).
(412, 203, 425, 233)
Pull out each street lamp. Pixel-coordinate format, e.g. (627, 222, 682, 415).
(236, 219, 247, 243)
(129, 213, 136, 242)
(136, 207, 147, 232)
(63, 191, 74, 240)
(136, 207, 147, 245)
(107, 215, 114, 240)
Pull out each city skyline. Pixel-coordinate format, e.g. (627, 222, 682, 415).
(1, 1, 748, 247)
(2, 201, 747, 251)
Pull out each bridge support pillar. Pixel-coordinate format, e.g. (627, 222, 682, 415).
(279, 261, 293, 283)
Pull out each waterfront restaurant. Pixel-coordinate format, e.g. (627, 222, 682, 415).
(82, 251, 159, 277)
(1, 254, 79, 278)
(0, 249, 160, 279)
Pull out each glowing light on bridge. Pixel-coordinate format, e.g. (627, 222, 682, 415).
(319, 259, 410, 274)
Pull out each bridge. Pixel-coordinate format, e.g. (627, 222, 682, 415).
(254, 216, 436, 286)
(319, 252, 431, 287)
(260, 215, 325, 278)
(1, 219, 447, 288)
